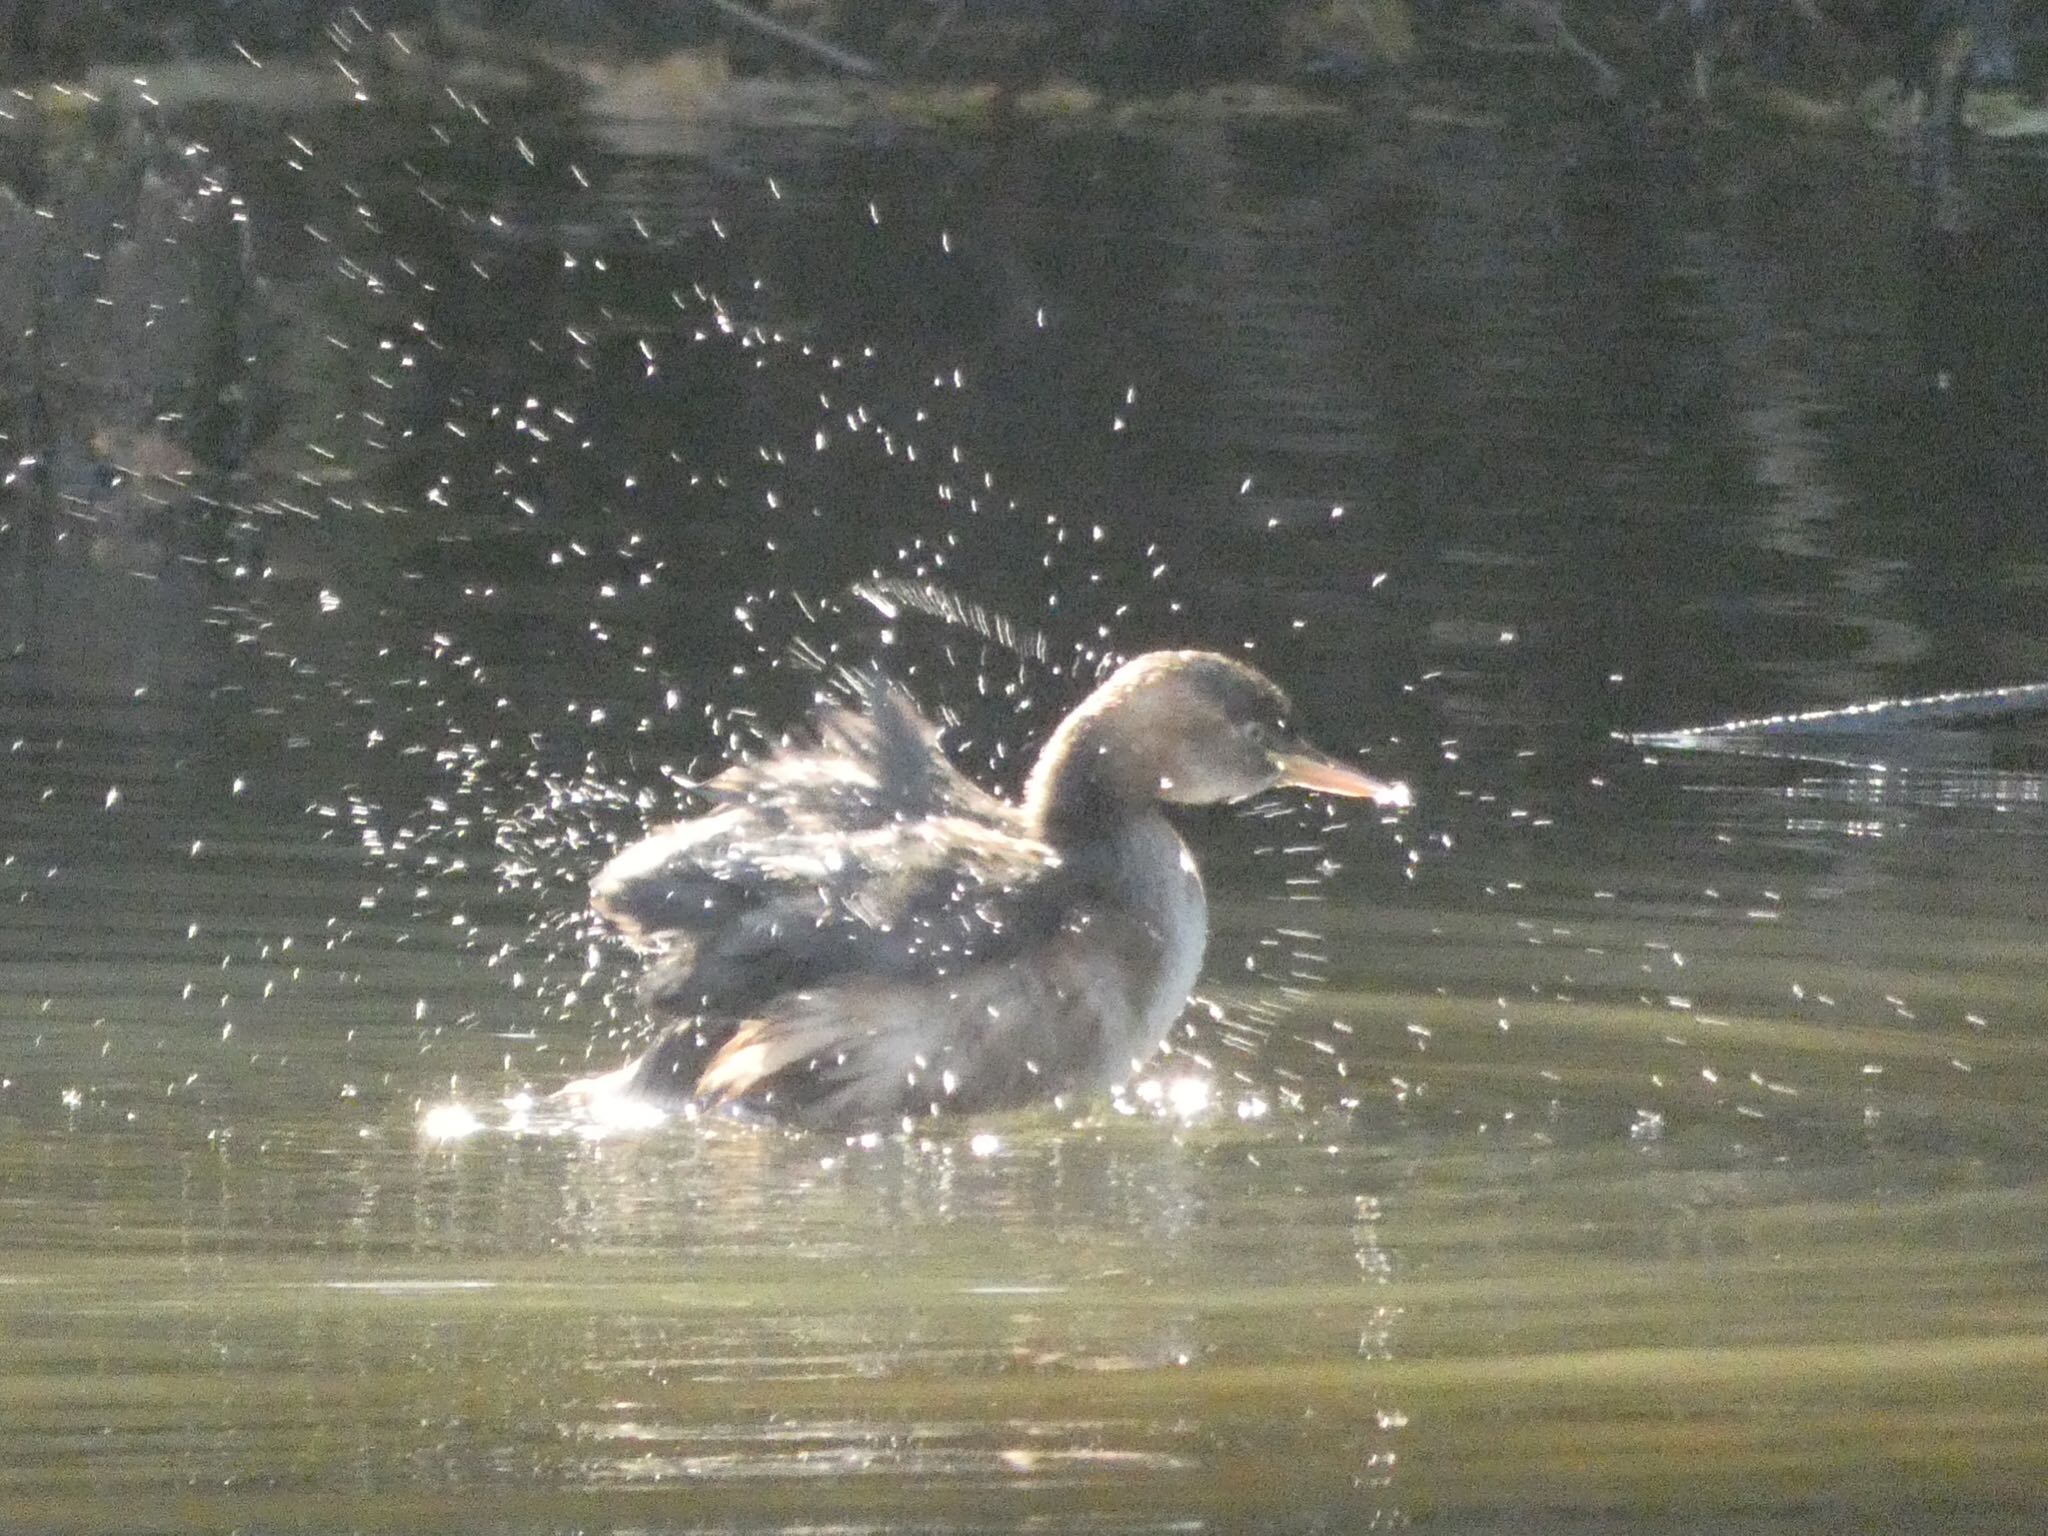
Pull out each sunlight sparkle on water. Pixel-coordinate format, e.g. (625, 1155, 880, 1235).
(1130, 1074, 1214, 1120)
(419, 1101, 483, 1141)
(501, 1090, 536, 1133)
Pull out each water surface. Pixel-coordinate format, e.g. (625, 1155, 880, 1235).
(2, 71, 2045, 1533)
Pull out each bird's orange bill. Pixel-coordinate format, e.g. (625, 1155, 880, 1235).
(1272, 751, 1413, 808)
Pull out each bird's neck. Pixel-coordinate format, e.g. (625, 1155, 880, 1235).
(1024, 709, 1154, 847)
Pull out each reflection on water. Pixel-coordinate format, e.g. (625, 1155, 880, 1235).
(2, 61, 2046, 1535)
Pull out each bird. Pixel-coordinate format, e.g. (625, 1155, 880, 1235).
(571, 650, 1409, 1130)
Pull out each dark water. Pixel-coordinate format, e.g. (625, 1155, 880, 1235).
(2, 65, 2046, 1533)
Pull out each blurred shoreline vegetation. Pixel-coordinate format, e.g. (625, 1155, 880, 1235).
(0, 0, 2037, 134)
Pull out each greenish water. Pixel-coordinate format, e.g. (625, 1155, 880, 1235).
(3, 66, 2046, 1533)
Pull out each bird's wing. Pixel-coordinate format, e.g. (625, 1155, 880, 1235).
(713, 679, 1013, 830)
(688, 893, 1168, 1127)
(591, 681, 1064, 1016)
